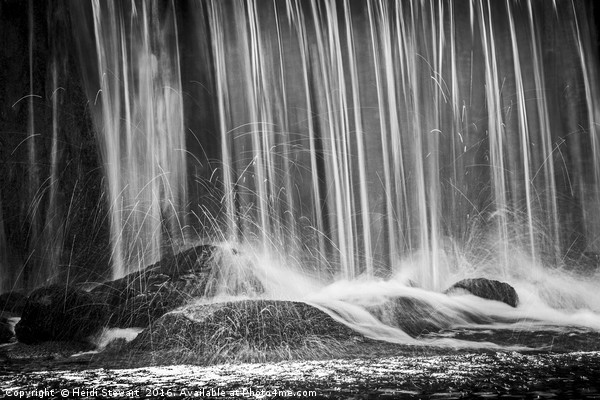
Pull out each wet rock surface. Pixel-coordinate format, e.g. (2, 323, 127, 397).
(14, 285, 109, 344)
(92, 244, 262, 328)
(131, 300, 362, 364)
(445, 278, 519, 307)
(110, 291, 188, 328)
(368, 296, 511, 338)
(369, 297, 454, 337)
(0, 340, 94, 362)
(91, 245, 218, 309)
(7, 245, 264, 346)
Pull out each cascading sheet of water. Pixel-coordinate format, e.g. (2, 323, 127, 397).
(203, 0, 600, 285)
(72, 1, 188, 278)
(71, 0, 600, 346)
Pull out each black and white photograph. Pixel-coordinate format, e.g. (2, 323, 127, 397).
(1, 0, 600, 398)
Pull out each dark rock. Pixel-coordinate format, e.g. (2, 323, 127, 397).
(369, 295, 508, 338)
(109, 291, 187, 328)
(91, 245, 218, 307)
(90, 245, 219, 328)
(131, 300, 361, 358)
(0, 317, 13, 343)
(15, 285, 109, 344)
(0, 291, 27, 315)
(369, 297, 455, 337)
(93, 244, 263, 328)
(445, 278, 519, 307)
(0, 340, 94, 361)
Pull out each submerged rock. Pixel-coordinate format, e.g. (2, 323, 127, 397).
(15, 285, 109, 344)
(369, 297, 455, 337)
(130, 300, 362, 363)
(445, 278, 519, 307)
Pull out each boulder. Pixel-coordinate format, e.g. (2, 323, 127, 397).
(368, 297, 454, 337)
(15, 285, 109, 344)
(130, 300, 361, 361)
(445, 278, 519, 307)
(92, 246, 217, 328)
(0, 291, 27, 315)
(109, 290, 187, 328)
(11, 245, 253, 342)
(91, 245, 219, 307)
(94, 244, 263, 328)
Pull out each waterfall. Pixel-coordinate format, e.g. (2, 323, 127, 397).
(71, 0, 600, 285)
(2, 0, 599, 293)
(181, 0, 600, 288)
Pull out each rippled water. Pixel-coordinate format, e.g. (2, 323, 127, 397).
(2, 346, 600, 399)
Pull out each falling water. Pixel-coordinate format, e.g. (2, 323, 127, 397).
(191, 0, 600, 288)
(72, 1, 189, 278)
(66, 0, 600, 282)
(25, 0, 41, 287)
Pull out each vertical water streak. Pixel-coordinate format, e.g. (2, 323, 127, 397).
(286, 0, 328, 275)
(137, 1, 161, 266)
(526, 2, 560, 261)
(90, 0, 125, 278)
(168, 0, 189, 241)
(208, 0, 236, 241)
(342, 0, 373, 276)
(272, 0, 299, 255)
(507, 3, 536, 263)
(427, 0, 444, 290)
(27, 0, 40, 286)
(88, 1, 188, 278)
(366, 1, 397, 267)
(573, 2, 600, 253)
(239, 1, 270, 249)
(404, 2, 434, 286)
(448, 1, 467, 243)
(308, 0, 353, 278)
(326, 0, 358, 278)
(45, 59, 62, 281)
(477, 0, 509, 272)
